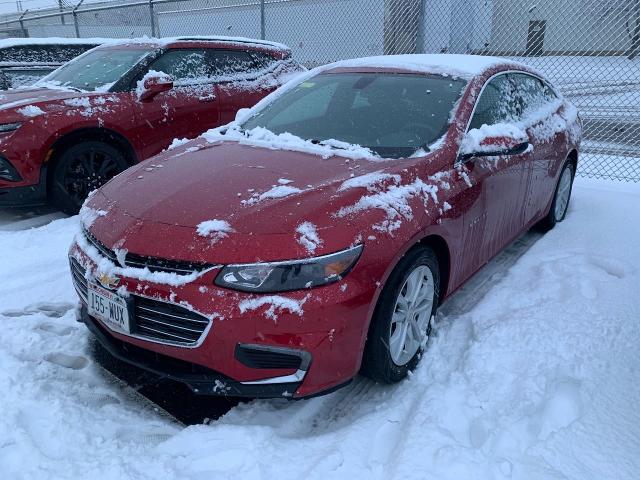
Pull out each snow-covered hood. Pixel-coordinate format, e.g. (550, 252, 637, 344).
(97, 139, 398, 232)
(86, 138, 429, 263)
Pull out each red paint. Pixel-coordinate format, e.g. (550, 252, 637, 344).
(0, 39, 298, 202)
(71, 62, 580, 398)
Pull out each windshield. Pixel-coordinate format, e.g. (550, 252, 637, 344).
(38, 47, 153, 91)
(241, 72, 467, 158)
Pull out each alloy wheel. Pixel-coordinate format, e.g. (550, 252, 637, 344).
(554, 166, 573, 221)
(389, 265, 435, 366)
(63, 148, 121, 206)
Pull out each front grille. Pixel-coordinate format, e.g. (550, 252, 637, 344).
(70, 257, 211, 346)
(134, 297, 210, 345)
(70, 257, 88, 303)
(83, 229, 214, 275)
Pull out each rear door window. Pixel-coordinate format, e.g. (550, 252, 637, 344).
(146, 49, 211, 84)
(509, 72, 558, 119)
(468, 74, 519, 130)
(208, 50, 260, 78)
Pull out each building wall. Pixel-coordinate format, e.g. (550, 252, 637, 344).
(488, 0, 633, 54)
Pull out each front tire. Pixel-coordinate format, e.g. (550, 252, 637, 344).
(50, 141, 129, 215)
(361, 246, 440, 383)
(537, 160, 575, 232)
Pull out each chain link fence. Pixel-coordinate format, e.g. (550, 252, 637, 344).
(0, 0, 638, 182)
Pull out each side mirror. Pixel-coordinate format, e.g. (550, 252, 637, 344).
(138, 72, 174, 102)
(459, 129, 530, 162)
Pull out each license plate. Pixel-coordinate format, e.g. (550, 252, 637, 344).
(88, 282, 130, 334)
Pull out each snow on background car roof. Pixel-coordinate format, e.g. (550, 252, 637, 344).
(0, 37, 112, 48)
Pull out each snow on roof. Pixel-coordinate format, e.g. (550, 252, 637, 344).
(326, 54, 528, 79)
(0, 37, 111, 49)
(0, 35, 289, 53)
(91, 35, 290, 51)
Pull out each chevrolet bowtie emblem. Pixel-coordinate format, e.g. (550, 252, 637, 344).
(97, 273, 120, 289)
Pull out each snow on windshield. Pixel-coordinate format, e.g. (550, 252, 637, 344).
(206, 71, 466, 160)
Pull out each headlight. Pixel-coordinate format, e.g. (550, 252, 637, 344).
(0, 122, 22, 134)
(215, 245, 363, 293)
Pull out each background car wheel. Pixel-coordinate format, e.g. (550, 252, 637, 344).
(361, 246, 440, 384)
(50, 141, 129, 215)
(537, 160, 575, 232)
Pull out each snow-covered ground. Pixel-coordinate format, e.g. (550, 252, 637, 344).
(0, 178, 638, 479)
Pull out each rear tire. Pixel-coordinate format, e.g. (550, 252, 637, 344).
(49, 141, 128, 215)
(361, 246, 440, 383)
(537, 161, 575, 232)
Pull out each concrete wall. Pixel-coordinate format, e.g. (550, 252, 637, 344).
(488, 0, 633, 54)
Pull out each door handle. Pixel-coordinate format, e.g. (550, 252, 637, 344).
(198, 94, 217, 102)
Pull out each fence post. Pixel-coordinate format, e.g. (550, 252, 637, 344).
(149, 0, 157, 37)
(18, 9, 29, 38)
(73, 0, 84, 38)
(58, 0, 66, 25)
(260, 0, 265, 40)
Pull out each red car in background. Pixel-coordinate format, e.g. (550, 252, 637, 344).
(71, 55, 581, 399)
(0, 36, 302, 213)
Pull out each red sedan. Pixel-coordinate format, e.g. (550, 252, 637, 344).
(70, 55, 581, 398)
(0, 36, 301, 213)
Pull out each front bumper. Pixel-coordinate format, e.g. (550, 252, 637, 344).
(0, 180, 46, 207)
(78, 305, 311, 398)
(70, 240, 374, 398)
(0, 164, 47, 207)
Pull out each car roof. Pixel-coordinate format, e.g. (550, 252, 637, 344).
(94, 36, 291, 54)
(321, 54, 534, 80)
(0, 37, 108, 49)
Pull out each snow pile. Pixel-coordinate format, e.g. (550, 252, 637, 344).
(0, 179, 638, 479)
(296, 222, 322, 254)
(204, 126, 378, 161)
(242, 183, 304, 206)
(459, 122, 529, 156)
(338, 171, 402, 192)
(16, 105, 44, 117)
(73, 230, 208, 287)
(238, 295, 306, 321)
(78, 202, 107, 228)
(64, 97, 91, 108)
(167, 138, 190, 150)
(336, 175, 439, 233)
(196, 219, 234, 243)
